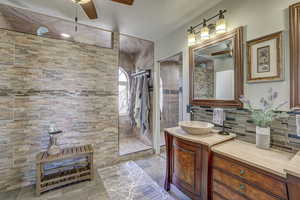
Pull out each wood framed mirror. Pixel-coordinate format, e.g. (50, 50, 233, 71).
(290, 3, 300, 109)
(189, 27, 244, 107)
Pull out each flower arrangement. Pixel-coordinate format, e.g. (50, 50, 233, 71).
(239, 88, 288, 128)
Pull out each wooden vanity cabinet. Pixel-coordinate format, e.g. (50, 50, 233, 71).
(287, 175, 300, 200)
(164, 131, 212, 200)
(211, 153, 288, 200)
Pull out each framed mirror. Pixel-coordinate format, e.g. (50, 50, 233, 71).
(290, 3, 300, 109)
(189, 27, 244, 107)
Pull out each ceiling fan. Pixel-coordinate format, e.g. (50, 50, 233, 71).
(71, 0, 135, 20)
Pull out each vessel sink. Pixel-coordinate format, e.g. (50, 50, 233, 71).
(179, 121, 214, 135)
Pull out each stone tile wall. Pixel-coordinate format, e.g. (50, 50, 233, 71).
(193, 61, 214, 99)
(0, 29, 120, 191)
(192, 107, 300, 152)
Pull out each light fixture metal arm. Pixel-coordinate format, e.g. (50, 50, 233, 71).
(188, 9, 227, 33)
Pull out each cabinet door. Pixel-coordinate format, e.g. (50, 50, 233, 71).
(171, 137, 202, 196)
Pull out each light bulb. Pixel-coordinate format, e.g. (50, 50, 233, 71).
(200, 26, 210, 40)
(61, 33, 71, 38)
(216, 18, 226, 34)
(188, 31, 196, 46)
(71, 0, 90, 4)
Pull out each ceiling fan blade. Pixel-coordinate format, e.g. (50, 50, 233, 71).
(111, 0, 134, 6)
(80, 0, 98, 19)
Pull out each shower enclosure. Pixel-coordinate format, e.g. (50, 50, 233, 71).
(118, 35, 154, 155)
(159, 53, 183, 146)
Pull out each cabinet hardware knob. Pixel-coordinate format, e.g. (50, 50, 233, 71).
(239, 184, 245, 190)
(240, 169, 245, 175)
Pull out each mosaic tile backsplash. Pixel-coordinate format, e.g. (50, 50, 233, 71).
(192, 107, 300, 152)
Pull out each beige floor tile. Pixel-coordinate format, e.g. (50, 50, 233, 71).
(119, 136, 152, 155)
(1, 154, 190, 200)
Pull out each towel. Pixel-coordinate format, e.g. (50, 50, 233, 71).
(297, 115, 300, 137)
(140, 75, 150, 134)
(213, 108, 225, 126)
(134, 76, 143, 127)
(129, 77, 137, 127)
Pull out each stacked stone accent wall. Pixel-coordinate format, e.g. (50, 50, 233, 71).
(192, 108, 300, 152)
(0, 29, 119, 191)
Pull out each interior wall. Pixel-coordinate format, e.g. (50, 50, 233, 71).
(0, 3, 113, 49)
(155, 0, 298, 112)
(0, 29, 119, 191)
(134, 42, 155, 71)
(119, 51, 135, 74)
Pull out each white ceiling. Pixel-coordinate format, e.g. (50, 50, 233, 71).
(3, 0, 222, 41)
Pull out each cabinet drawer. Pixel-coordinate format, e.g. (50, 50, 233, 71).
(212, 180, 248, 200)
(213, 155, 287, 199)
(213, 169, 281, 200)
(212, 192, 226, 200)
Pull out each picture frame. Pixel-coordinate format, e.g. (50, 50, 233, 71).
(247, 31, 283, 83)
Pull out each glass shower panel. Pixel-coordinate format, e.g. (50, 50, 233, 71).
(160, 58, 182, 146)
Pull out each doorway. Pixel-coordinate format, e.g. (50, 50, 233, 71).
(159, 53, 183, 146)
(118, 34, 154, 156)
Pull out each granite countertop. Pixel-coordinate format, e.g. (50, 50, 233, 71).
(285, 151, 300, 178)
(212, 140, 297, 178)
(165, 127, 236, 147)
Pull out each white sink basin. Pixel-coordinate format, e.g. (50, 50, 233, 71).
(179, 121, 214, 135)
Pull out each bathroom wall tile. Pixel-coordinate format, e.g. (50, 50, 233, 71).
(0, 29, 120, 191)
(193, 108, 300, 152)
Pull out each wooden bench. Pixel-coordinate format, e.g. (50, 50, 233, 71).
(36, 144, 94, 195)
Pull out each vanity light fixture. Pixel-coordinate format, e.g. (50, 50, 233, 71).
(61, 33, 71, 38)
(187, 9, 227, 45)
(200, 19, 210, 40)
(187, 27, 196, 46)
(36, 26, 49, 36)
(216, 10, 227, 34)
(71, 0, 91, 4)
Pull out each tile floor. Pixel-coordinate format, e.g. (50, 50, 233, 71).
(119, 131, 166, 156)
(160, 131, 166, 146)
(0, 154, 191, 200)
(119, 136, 152, 155)
(98, 161, 173, 199)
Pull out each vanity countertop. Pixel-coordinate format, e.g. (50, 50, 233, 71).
(212, 140, 297, 178)
(165, 127, 236, 147)
(285, 151, 300, 178)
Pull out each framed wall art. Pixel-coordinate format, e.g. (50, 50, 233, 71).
(247, 31, 283, 83)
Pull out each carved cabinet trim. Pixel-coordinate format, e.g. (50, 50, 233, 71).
(164, 130, 212, 200)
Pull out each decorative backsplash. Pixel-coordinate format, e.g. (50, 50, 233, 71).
(192, 107, 300, 152)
